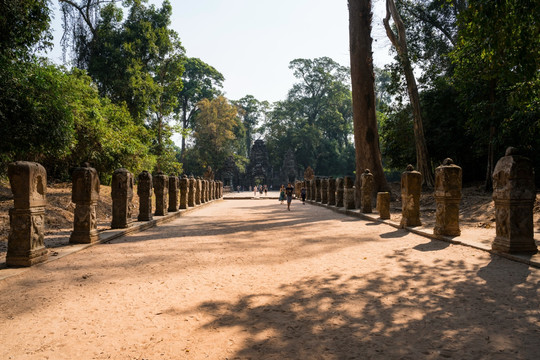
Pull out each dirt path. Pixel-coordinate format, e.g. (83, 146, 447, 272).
(1, 199, 539, 359)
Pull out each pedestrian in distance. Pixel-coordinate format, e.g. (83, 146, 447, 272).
(285, 182, 294, 211)
(279, 185, 286, 204)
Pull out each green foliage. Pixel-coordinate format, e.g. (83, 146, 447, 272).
(262, 57, 354, 177)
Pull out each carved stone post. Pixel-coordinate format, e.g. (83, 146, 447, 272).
(344, 176, 355, 210)
(434, 159, 462, 236)
(200, 179, 206, 204)
(315, 177, 322, 202)
(328, 177, 336, 206)
(188, 176, 196, 207)
(336, 178, 344, 207)
(195, 177, 202, 205)
(218, 181, 223, 198)
(306, 180, 312, 200)
(153, 173, 168, 216)
(205, 180, 210, 202)
(70, 163, 100, 244)
(361, 169, 374, 213)
(179, 175, 189, 209)
(6, 161, 48, 267)
(492, 147, 537, 254)
(111, 168, 134, 229)
(321, 178, 329, 204)
(377, 192, 390, 220)
(400, 165, 422, 228)
(168, 175, 179, 212)
(137, 171, 153, 221)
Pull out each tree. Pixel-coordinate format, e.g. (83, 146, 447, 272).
(383, 0, 434, 187)
(232, 95, 268, 158)
(348, 0, 390, 204)
(177, 57, 224, 158)
(191, 96, 242, 172)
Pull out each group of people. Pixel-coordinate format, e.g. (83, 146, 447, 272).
(253, 184, 268, 196)
(279, 183, 307, 211)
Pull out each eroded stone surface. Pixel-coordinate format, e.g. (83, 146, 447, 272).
(7, 161, 48, 267)
(492, 148, 537, 254)
(168, 176, 179, 212)
(188, 176, 196, 207)
(315, 177, 322, 203)
(321, 178, 329, 204)
(195, 178, 202, 205)
(376, 192, 390, 220)
(137, 171, 153, 221)
(154, 173, 169, 216)
(179, 175, 189, 209)
(336, 178, 344, 208)
(111, 168, 134, 229)
(344, 176, 355, 210)
(361, 169, 374, 213)
(70, 163, 100, 244)
(400, 165, 422, 228)
(328, 178, 336, 206)
(434, 159, 462, 236)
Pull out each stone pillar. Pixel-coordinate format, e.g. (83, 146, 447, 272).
(492, 147, 537, 254)
(153, 173, 168, 216)
(400, 165, 422, 228)
(377, 192, 391, 220)
(328, 177, 336, 206)
(168, 175, 179, 212)
(179, 175, 189, 209)
(306, 180, 312, 200)
(188, 176, 196, 207)
(361, 169, 374, 213)
(206, 180, 211, 202)
(315, 177, 322, 203)
(200, 179, 206, 204)
(218, 181, 223, 198)
(195, 177, 202, 205)
(137, 171, 153, 221)
(111, 168, 134, 229)
(70, 163, 100, 244)
(344, 176, 355, 210)
(434, 158, 462, 236)
(321, 178, 329, 204)
(336, 178, 344, 207)
(6, 161, 48, 267)
(211, 181, 216, 200)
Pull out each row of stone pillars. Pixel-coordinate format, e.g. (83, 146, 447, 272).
(300, 148, 537, 255)
(5, 162, 223, 267)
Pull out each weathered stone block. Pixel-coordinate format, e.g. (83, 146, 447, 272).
(434, 158, 462, 236)
(315, 177, 322, 202)
(321, 178, 329, 204)
(168, 175, 179, 212)
(344, 176, 355, 210)
(70, 164, 100, 244)
(492, 147, 537, 254)
(137, 171, 153, 221)
(188, 176, 196, 207)
(377, 192, 390, 220)
(195, 177, 202, 205)
(111, 168, 134, 229)
(400, 165, 422, 228)
(328, 177, 336, 206)
(336, 178, 344, 207)
(153, 173, 168, 216)
(361, 169, 374, 213)
(7, 161, 48, 267)
(179, 175, 189, 209)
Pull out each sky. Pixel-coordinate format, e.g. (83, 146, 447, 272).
(47, 0, 393, 104)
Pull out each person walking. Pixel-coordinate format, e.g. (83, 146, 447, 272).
(301, 185, 306, 204)
(279, 185, 286, 204)
(285, 182, 294, 211)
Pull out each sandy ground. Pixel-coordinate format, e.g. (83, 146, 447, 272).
(1, 199, 539, 360)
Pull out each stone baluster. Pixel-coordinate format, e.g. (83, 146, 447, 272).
(328, 177, 336, 206)
(434, 158, 462, 236)
(6, 161, 48, 267)
(188, 176, 196, 207)
(195, 177, 202, 205)
(168, 175, 179, 212)
(361, 169, 374, 213)
(315, 177, 322, 203)
(344, 176, 355, 210)
(200, 179, 206, 204)
(400, 165, 422, 228)
(153, 172, 168, 216)
(111, 168, 134, 229)
(377, 192, 391, 220)
(137, 171, 153, 221)
(321, 178, 329, 204)
(70, 163, 100, 244)
(179, 175, 189, 209)
(306, 179, 312, 200)
(206, 180, 211, 202)
(336, 178, 344, 207)
(492, 147, 537, 254)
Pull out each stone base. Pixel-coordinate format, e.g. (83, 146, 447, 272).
(70, 230, 100, 244)
(111, 220, 133, 229)
(7, 208, 48, 267)
(400, 217, 421, 228)
(492, 236, 538, 254)
(434, 226, 460, 237)
(7, 247, 48, 267)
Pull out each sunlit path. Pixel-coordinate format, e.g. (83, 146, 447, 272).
(1, 199, 539, 359)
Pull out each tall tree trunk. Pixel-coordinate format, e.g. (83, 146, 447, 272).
(181, 101, 188, 161)
(348, 0, 391, 207)
(384, 0, 434, 188)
